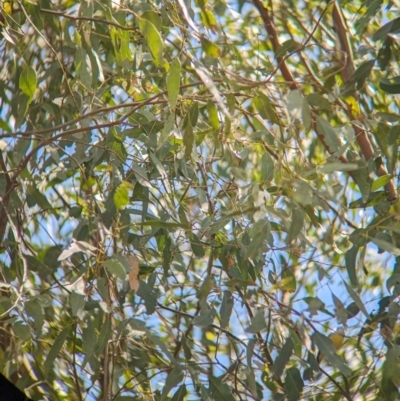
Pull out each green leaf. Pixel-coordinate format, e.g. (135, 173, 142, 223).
(207, 101, 220, 131)
(272, 337, 293, 379)
(287, 207, 305, 244)
(25, 299, 44, 333)
(386, 273, 400, 295)
(373, 17, 400, 41)
(167, 58, 181, 110)
(96, 317, 112, 353)
(343, 280, 369, 318)
(245, 309, 266, 333)
(371, 175, 392, 191)
(253, 94, 280, 124)
(158, 112, 175, 148)
(280, 268, 297, 293)
(138, 18, 164, 66)
(286, 89, 303, 120)
(348, 191, 387, 209)
(302, 99, 312, 130)
(137, 280, 157, 314)
(171, 384, 187, 401)
(220, 290, 233, 329)
(382, 346, 400, 391)
(188, 102, 199, 127)
(131, 162, 151, 188)
(190, 233, 205, 258)
(315, 116, 341, 153)
(342, 59, 376, 93)
(200, 9, 217, 31)
(192, 308, 216, 327)
(380, 76, 400, 94)
(370, 237, 400, 256)
(82, 319, 96, 357)
(304, 297, 325, 316)
(355, 0, 382, 35)
(260, 152, 274, 183)
(312, 332, 352, 376)
(148, 334, 177, 364)
(345, 245, 358, 286)
(70, 292, 85, 317)
(19, 66, 37, 101)
(44, 328, 68, 372)
(332, 293, 347, 325)
(105, 256, 130, 281)
(284, 367, 304, 401)
(346, 302, 361, 319)
(114, 181, 131, 209)
(276, 39, 297, 58)
(316, 162, 359, 174)
(201, 37, 221, 58)
(183, 119, 194, 159)
(161, 368, 184, 401)
(12, 322, 31, 342)
(141, 10, 162, 31)
(209, 376, 235, 401)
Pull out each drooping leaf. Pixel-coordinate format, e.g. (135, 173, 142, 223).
(138, 18, 164, 66)
(284, 367, 304, 401)
(272, 337, 293, 379)
(161, 368, 184, 401)
(19, 66, 37, 101)
(220, 290, 233, 329)
(345, 245, 359, 286)
(312, 332, 352, 377)
(380, 76, 400, 94)
(44, 328, 69, 372)
(201, 37, 221, 58)
(167, 58, 181, 110)
(209, 376, 235, 401)
(113, 181, 131, 209)
(245, 309, 266, 333)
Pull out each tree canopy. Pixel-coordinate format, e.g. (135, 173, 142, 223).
(0, 0, 400, 400)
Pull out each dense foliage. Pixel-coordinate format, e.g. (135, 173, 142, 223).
(0, 0, 400, 400)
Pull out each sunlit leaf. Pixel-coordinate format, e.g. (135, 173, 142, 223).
(113, 181, 131, 209)
(201, 37, 221, 58)
(138, 18, 164, 66)
(19, 66, 37, 101)
(167, 58, 181, 110)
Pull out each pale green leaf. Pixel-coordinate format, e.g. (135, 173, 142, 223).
(167, 58, 181, 110)
(44, 328, 68, 371)
(312, 332, 352, 376)
(138, 18, 164, 66)
(19, 66, 37, 100)
(343, 280, 369, 318)
(161, 368, 184, 401)
(220, 290, 233, 329)
(272, 337, 293, 379)
(371, 237, 400, 256)
(245, 309, 266, 333)
(114, 181, 131, 209)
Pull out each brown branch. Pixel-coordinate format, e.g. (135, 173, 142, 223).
(331, 3, 397, 201)
(251, 0, 353, 174)
(331, 3, 355, 83)
(251, 0, 298, 90)
(252, 0, 397, 202)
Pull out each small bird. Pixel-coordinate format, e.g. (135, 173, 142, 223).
(317, 327, 345, 363)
